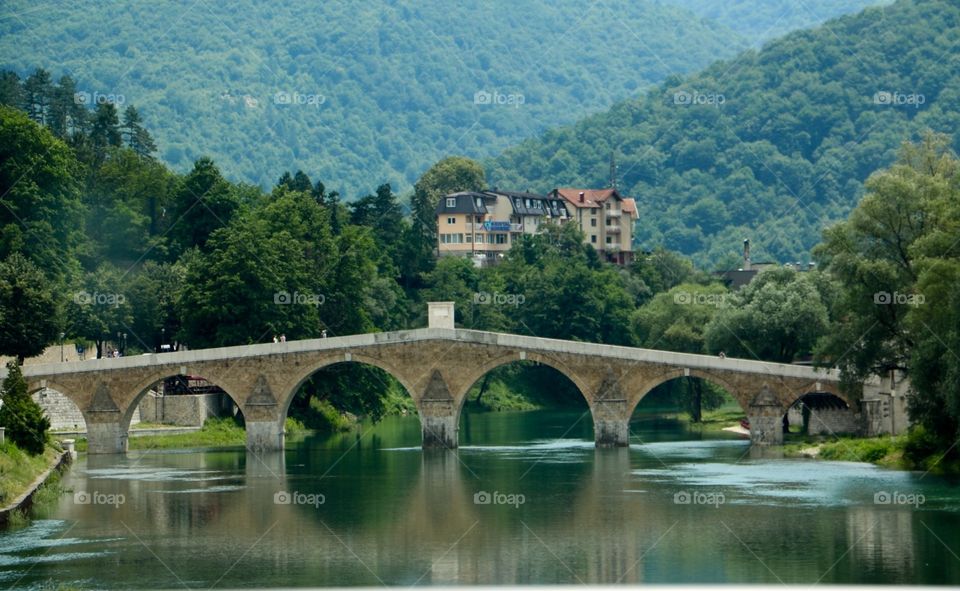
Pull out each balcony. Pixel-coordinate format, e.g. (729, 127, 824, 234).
(510, 223, 524, 232)
(606, 210, 622, 218)
(605, 225, 621, 233)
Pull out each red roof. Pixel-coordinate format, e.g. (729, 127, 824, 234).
(622, 198, 637, 216)
(553, 188, 628, 209)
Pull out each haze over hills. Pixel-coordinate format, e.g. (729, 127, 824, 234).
(658, 0, 894, 46)
(487, 0, 960, 267)
(0, 0, 883, 195)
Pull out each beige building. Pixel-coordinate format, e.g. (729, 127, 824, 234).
(436, 190, 571, 266)
(436, 187, 636, 266)
(549, 188, 637, 265)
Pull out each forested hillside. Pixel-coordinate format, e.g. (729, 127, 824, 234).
(0, 0, 880, 194)
(487, 0, 960, 267)
(659, 0, 892, 45)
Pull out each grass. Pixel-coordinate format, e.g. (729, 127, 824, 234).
(782, 435, 907, 469)
(1, 440, 67, 528)
(0, 440, 62, 509)
(75, 416, 246, 452)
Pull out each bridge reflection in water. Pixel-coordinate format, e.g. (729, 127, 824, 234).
(40, 412, 955, 588)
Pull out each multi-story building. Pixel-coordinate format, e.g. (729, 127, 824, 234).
(549, 188, 637, 265)
(435, 190, 571, 266)
(436, 187, 637, 266)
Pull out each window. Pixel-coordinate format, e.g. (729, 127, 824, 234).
(447, 217, 456, 224)
(475, 197, 483, 209)
(495, 233, 508, 244)
(591, 235, 597, 244)
(591, 218, 597, 227)
(476, 234, 484, 244)
(446, 198, 456, 208)
(476, 216, 483, 223)
(606, 236, 612, 244)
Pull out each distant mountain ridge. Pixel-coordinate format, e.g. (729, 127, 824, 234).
(0, 0, 884, 195)
(486, 0, 960, 267)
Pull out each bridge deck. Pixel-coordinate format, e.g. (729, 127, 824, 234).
(14, 328, 840, 384)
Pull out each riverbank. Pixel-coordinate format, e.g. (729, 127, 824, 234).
(0, 441, 69, 527)
(782, 432, 960, 474)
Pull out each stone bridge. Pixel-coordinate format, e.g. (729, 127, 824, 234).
(11, 303, 853, 453)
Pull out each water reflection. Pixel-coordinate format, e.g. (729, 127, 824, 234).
(2, 412, 959, 588)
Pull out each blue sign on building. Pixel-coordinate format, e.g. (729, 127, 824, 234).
(483, 221, 511, 232)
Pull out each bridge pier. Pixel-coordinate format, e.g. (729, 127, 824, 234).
(419, 401, 458, 449)
(593, 399, 630, 447)
(85, 419, 127, 454)
(749, 386, 785, 445)
(247, 420, 285, 452)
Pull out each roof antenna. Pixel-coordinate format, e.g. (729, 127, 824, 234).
(609, 151, 618, 190)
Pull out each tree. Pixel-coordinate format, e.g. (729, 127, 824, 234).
(0, 361, 50, 454)
(167, 158, 241, 257)
(0, 106, 84, 282)
(89, 102, 122, 154)
(66, 264, 134, 358)
(87, 147, 176, 263)
(705, 267, 831, 363)
(816, 134, 960, 451)
(0, 71, 24, 109)
(0, 254, 59, 364)
(177, 189, 339, 347)
(121, 105, 157, 158)
(22, 68, 53, 125)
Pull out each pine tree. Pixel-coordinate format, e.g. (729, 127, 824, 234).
(90, 102, 122, 158)
(121, 105, 156, 158)
(22, 68, 53, 125)
(0, 361, 50, 455)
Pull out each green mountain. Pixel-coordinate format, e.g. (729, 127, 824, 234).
(659, 0, 894, 46)
(0, 0, 880, 195)
(487, 0, 960, 267)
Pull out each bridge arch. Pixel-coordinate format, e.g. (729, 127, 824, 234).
(26, 383, 88, 433)
(277, 353, 418, 427)
(628, 367, 745, 417)
(120, 370, 245, 433)
(452, 351, 592, 411)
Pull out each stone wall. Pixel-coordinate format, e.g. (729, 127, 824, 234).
(806, 407, 858, 435)
(32, 387, 140, 432)
(138, 392, 234, 427)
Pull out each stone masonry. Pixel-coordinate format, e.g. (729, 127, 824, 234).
(11, 302, 858, 454)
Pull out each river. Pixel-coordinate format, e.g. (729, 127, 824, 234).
(1, 410, 959, 588)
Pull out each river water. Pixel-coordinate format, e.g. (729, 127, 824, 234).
(2, 410, 959, 588)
